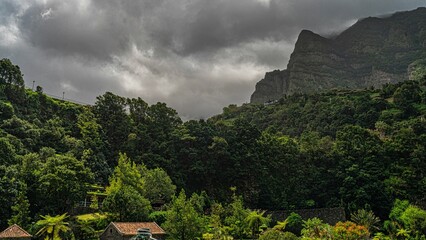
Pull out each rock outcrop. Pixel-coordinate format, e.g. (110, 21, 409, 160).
(250, 7, 426, 103)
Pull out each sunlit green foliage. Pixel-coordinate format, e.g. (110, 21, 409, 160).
(245, 210, 270, 238)
(163, 190, 206, 240)
(35, 213, 72, 240)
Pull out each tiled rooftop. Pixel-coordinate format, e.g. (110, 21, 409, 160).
(0, 224, 32, 238)
(112, 222, 166, 236)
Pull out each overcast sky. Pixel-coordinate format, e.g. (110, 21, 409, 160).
(0, 0, 424, 119)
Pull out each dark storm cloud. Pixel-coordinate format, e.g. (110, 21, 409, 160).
(1, 0, 425, 119)
(124, 0, 426, 55)
(19, 0, 425, 59)
(18, 1, 133, 60)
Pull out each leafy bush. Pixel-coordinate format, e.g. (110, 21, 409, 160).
(301, 218, 333, 239)
(286, 212, 303, 235)
(399, 205, 426, 238)
(333, 221, 370, 240)
(259, 229, 298, 240)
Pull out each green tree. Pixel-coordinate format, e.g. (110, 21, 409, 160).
(81, 149, 110, 185)
(1, 116, 41, 152)
(8, 189, 31, 230)
(0, 59, 24, 87)
(77, 108, 111, 184)
(77, 108, 110, 184)
(257, 132, 304, 209)
(127, 97, 149, 125)
(123, 97, 149, 160)
(399, 205, 426, 238)
(0, 58, 25, 103)
(207, 203, 233, 239)
(0, 165, 24, 229)
(142, 167, 176, 204)
(383, 199, 426, 238)
(393, 81, 421, 116)
(224, 190, 250, 239)
(107, 153, 144, 195)
(102, 185, 151, 222)
(36, 153, 94, 214)
(163, 190, 206, 240)
(389, 199, 410, 222)
(383, 125, 426, 205)
(333, 125, 389, 216)
(0, 137, 16, 165)
(0, 101, 14, 121)
(139, 102, 182, 177)
(147, 102, 182, 134)
(19, 153, 43, 217)
(93, 92, 131, 163)
(36, 213, 72, 240)
(43, 117, 66, 144)
(189, 191, 210, 215)
(103, 154, 152, 221)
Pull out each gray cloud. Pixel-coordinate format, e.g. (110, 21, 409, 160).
(0, 0, 425, 119)
(18, 1, 133, 60)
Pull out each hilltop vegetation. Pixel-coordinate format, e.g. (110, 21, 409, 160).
(0, 58, 425, 239)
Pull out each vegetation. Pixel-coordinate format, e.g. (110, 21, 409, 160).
(350, 209, 380, 233)
(35, 213, 72, 240)
(163, 190, 206, 240)
(0, 58, 425, 239)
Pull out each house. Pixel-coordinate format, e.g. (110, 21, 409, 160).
(100, 222, 166, 240)
(0, 224, 32, 240)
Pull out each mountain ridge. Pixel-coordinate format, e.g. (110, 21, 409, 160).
(250, 7, 426, 103)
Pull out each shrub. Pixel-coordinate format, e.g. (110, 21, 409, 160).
(301, 218, 333, 239)
(333, 221, 370, 240)
(286, 212, 303, 235)
(259, 229, 298, 240)
(351, 209, 380, 232)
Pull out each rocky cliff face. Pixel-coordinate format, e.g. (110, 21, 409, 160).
(250, 7, 426, 103)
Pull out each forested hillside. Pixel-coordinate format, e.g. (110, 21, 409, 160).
(0, 58, 425, 239)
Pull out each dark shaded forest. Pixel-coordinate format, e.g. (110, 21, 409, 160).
(0, 58, 425, 239)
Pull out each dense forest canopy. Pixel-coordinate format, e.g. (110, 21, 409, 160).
(0, 58, 425, 239)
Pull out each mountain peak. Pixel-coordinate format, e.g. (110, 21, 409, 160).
(250, 8, 426, 104)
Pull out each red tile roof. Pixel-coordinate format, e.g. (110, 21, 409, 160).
(0, 224, 32, 238)
(112, 222, 166, 236)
